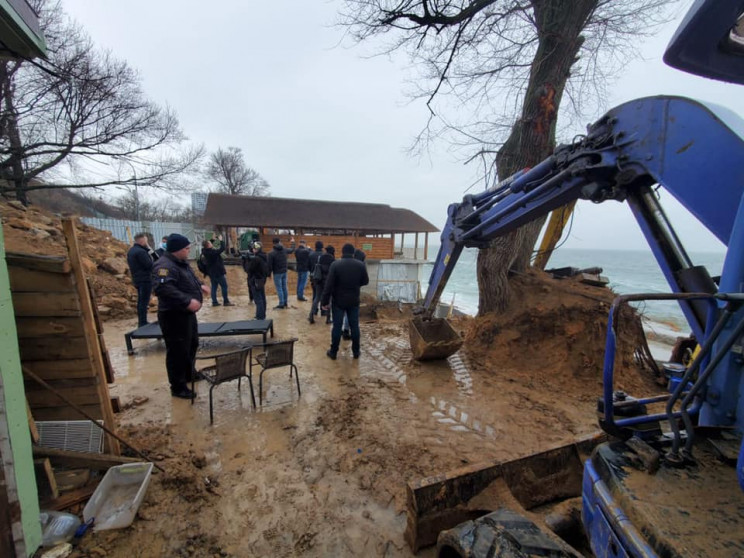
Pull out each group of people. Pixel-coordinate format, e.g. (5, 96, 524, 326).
(127, 232, 369, 400)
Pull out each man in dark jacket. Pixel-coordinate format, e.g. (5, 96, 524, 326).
(321, 243, 369, 359)
(152, 234, 210, 399)
(308, 240, 324, 316)
(342, 248, 367, 339)
(309, 244, 334, 324)
(127, 232, 156, 327)
(294, 239, 311, 302)
(201, 235, 233, 306)
(246, 242, 269, 320)
(267, 237, 294, 309)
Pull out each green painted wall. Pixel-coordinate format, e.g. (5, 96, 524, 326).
(0, 226, 41, 555)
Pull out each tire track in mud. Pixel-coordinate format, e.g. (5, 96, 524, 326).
(363, 325, 502, 451)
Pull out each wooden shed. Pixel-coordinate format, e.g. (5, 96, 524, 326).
(201, 194, 439, 260)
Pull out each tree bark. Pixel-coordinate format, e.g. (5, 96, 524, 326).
(0, 61, 27, 205)
(477, 0, 596, 314)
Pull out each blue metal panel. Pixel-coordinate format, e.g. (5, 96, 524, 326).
(698, 166, 744, 430)
(664, 0, 744, 85)
(606, 96, 744, 246)
(583, 461, 658, 558)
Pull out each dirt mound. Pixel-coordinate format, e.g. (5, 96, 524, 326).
(460, 269, 656, 394)
(1, 200, 137, 320)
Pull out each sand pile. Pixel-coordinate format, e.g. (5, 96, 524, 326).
(460, 268, 657, 394)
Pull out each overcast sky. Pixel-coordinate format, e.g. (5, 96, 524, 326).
(62, 1, 742, 253)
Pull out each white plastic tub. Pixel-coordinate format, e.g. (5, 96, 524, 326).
(83, 462, 153, 531)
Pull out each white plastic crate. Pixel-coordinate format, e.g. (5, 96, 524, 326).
(83, 462, 153, 530)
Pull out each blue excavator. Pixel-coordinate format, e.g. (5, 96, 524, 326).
(406, 1, 744, 556)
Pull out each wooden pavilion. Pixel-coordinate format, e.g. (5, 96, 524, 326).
(201, 194, 439, 260)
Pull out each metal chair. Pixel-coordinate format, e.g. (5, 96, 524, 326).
(192, 346, 255, 424)
(250, 338, 300, 405)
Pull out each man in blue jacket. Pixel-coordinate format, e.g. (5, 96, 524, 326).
(127, 232, 156, 327)
(267, 237, 294, 309)
(152, 234, 210, 399)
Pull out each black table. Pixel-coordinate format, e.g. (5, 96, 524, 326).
(125, 319, 274, 355)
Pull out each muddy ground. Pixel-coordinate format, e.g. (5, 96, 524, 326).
(2, 201, 669, 556)
(60, 264, 664, 558)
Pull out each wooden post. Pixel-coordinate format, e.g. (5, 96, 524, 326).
(400, 233, 405, 256)
(61, 219, 120, 455)
(414, 232, 419, 260)
(424, 233, 429, 261)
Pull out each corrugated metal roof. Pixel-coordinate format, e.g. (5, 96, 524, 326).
(202, 194, 439, 233)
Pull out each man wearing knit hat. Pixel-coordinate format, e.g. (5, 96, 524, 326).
(152, 233, 210, 399)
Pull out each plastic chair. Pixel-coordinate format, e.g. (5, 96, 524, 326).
(251, 338, 300, 405)
(193, 346, 255, 424)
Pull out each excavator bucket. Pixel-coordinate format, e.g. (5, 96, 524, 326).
(404, 433, 606, 552)
(409, 317, 463, 360)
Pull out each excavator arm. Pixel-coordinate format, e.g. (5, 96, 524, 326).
(422, 95, 744, 342)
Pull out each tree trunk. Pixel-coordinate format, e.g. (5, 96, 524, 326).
(477, 0, 596, 314)
(0, 61, 28, 205)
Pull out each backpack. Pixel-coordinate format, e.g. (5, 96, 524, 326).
(197, 252, 208, 276)
(312, 262, 323, 282)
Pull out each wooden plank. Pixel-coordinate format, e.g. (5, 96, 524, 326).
(11, 292, 81, 317)
(34, 458, 59, 501)
(87, 279, 104, 333)
(18, 336, 89, 361)
(32, 446, 143, 470)
(0, 460, 15, 558)
(23, 359, 95, 380)
(54, 469, 91, 492)
(5, 252, 70, 274)
(8, 265, 76, 293)
(30, 405, 103, 422)
(14, 317, 85, 339)
(62, 218, 120, 455)
(26, 401, 39, 444)
(42, 484, 97, 511)
(88, 280, 114, 383)
(99, 334, 115, 383)
(24, 377, 98, 391)
(25, 385, 102, 408)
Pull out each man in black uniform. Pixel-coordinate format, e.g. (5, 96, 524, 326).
(152, 233, 209, 399)
(126, 232, 156, 327)
(321, 243, 369, 360)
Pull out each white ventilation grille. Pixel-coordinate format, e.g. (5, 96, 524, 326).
(36, 421, 104, 453)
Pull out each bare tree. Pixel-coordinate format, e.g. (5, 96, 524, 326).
(341, 0, 676, 313)
(113, 190, 194, 222)
(205, 146, 271, 196)
(0, 0, 202, 205)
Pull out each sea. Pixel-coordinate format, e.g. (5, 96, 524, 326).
(425, 248, 726, 346)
